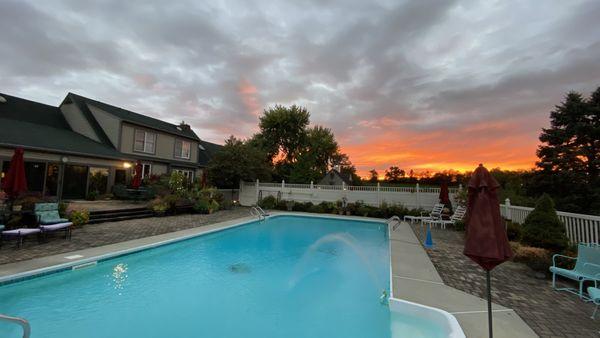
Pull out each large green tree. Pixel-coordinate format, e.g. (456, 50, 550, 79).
(384, 166, 405, 182)
(252, 105, 357, 183)
(207, 136, 272, 188)
(529, 87, 600, 214)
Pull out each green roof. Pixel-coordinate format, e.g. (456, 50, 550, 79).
(0, 92, 69, 129)
(198, 140, 223, 166)
(66, 93, 200, 141)
(0, 118, 124, 159)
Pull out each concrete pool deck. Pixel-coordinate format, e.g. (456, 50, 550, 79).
(0, 213, 538, 337)
(391, 221, 538, 338)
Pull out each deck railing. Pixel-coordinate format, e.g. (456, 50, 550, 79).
(501, 199, 600, 244)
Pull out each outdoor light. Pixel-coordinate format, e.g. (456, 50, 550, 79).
(123, 162, 132, 169)
(61, 156, 69, 163)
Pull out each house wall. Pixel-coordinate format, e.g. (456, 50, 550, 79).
(60, 102, 102, 142)
(87, 105, 121, 147)
(152, 163, 168, 175)
(120, 123, 199, 163)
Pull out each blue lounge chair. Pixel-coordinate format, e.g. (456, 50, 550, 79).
(34, 203, 72, 241)
(589, 286, 600, 319)
(550, 243, 600, 299)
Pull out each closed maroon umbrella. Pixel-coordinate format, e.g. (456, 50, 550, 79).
(439, 180, 450, 206)
(463, 164, 513, 338)
(2, 148, 28, 199)
(131, 161, 143, 189)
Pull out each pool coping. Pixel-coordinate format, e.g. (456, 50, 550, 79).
(390, 221, 539, 338)
(0, 212, 538, 338)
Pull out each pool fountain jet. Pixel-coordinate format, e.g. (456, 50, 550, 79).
(288, 232, 382, 293)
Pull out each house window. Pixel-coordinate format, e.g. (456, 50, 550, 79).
(174, 139, 191, 159)
(172, 169, 194, 181)
(134, 129, 156, 154)
(142, 164, 152, 178)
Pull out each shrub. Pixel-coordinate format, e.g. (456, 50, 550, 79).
(308, 204, 325, 213)
(318, 201, 335, 213)
(357, 205, 370, 217)
(86, 190, 98, 201)
(168, 171, 188, 196)
(505, 220, 522, 241)
(209, 200, 220, 213)
(453, 220, 466, 231)
(193, 198, 210, 214)
(511, 242, 551, 273)
(258, 196, 277, 209)
(522, 194, 568, 252)
(275, 199, 288, 210)
(220, 199, 233, 210)
(69, 209, 90, 227)
(148, 197, 168, 215)
(293, 201, 313, 212)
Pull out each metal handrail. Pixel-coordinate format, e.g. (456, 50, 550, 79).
(387, 215, 401, 231)
(0, 314, 30, 338)
(250, 207, 266, 220)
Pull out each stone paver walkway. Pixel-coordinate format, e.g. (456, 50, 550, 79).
(0, 208, 250, 265)
(410, 224, 599, 337)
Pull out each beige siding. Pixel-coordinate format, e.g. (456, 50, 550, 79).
(87, 105, 121, 147)
(60, 103, 101, 142)
(120, 123, 198, 163)
(152, 164, 168, 175)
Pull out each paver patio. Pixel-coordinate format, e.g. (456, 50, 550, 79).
(410, 223, 599, 337)
(0, 207, 250, 265)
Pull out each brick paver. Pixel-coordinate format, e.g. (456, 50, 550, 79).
(0, 208, 250, 265)
(410, 224, 599, 337)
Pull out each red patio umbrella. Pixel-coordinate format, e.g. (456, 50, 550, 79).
(2, 148, 28, 199)
(439, 180, 450, 206)
(131, 161, 143, 189)
(463, 164, 513, 338)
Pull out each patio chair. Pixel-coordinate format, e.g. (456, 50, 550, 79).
(423, 205, 467, 229)
(1, 228, 41, 248)
(34, 203, 72, 241)
(589, 286, 600, 319)
(550, 243, 600, 299)
(404, 203, 444, 224)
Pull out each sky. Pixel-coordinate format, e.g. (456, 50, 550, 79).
(1, 0, 600, 177)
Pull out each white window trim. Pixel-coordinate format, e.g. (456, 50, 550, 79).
(142, 163, 152, 178)
(134, 129, 157, 154)
(174, 139, 192, 159)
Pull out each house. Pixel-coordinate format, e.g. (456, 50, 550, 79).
(0, 92, 222, 199)
(318, 168, 353, 186)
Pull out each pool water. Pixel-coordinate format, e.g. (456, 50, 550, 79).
(0, 215, 444, 338)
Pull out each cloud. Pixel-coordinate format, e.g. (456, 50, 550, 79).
(1, 0, 599, 176)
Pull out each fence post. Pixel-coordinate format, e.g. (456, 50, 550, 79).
(416, 183, 421, 208)
(255, 179, 260, 204)
(505, 198, 512, 220)
(342, 182, 346, 190)
(377, 182, 381, 207)
(282, 180, 285, 189)
(310, 181, 314, 189)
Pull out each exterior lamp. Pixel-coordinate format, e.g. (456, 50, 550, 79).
(123, 162, 132, 169)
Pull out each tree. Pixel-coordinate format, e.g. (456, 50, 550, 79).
(522, 194, 568, 251)
(207, 136, 272, 188)
(529, 87, 600, 214)
(256, 105, 310, 163)
(289, 126, 340, 183)
(384, 166, 405, 182)
(368, 169, 378, 183)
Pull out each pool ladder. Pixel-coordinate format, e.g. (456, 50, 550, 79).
(387, 216, 401, 231)
(250, 206, 269, 220)
(0, 313, 30, 338)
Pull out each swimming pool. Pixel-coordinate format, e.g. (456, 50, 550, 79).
(0, 215, 446, 337)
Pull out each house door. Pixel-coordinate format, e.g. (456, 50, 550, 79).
(62, 165, 89, 199)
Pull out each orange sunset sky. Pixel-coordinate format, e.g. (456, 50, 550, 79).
(2, 0, 599, 178)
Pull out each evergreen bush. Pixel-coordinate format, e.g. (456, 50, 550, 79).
(522, 194, 568, 251)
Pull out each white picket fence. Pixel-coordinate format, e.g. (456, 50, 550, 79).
(501, 199, 600, 244)
(239, 180, 458, 211)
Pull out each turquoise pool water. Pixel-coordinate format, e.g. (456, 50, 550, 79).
(0, 215, 443, 338)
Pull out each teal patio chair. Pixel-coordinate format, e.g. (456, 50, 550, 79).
(34, 203, 72, 241)
(589, 286, 600, 319)
(550, 243, 600, 300)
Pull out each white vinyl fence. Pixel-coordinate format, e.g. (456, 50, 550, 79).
(239, 180, 458, 211)
(501, 199, 600, 244)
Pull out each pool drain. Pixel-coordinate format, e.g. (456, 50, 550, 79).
(229, 263, 251, 273)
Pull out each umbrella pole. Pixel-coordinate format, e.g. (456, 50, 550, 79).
(486, 270, 493, 338)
